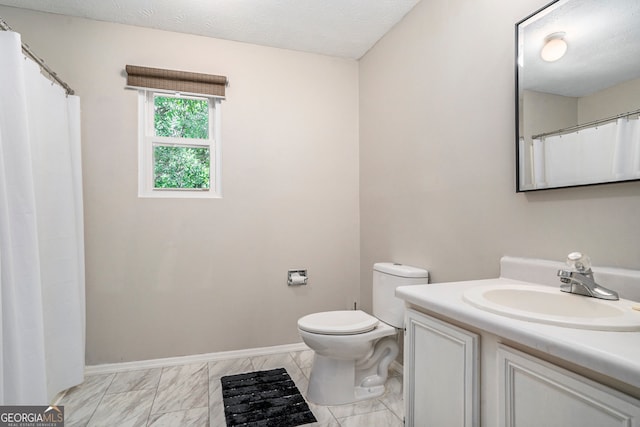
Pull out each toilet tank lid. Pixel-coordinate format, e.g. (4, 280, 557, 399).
(374, 262, 429, 278)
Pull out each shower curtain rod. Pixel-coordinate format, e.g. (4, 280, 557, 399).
(532, 107, 640, 140)
(0, 16, 75, 95)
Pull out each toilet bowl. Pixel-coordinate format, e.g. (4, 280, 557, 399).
(297, 263, 428, 405)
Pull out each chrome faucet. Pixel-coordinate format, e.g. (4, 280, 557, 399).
(557, 252, 619, 301)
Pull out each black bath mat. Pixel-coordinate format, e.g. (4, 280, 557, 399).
(221, 367, 317, 427)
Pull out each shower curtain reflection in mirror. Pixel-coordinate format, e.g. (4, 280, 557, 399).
(0, 31, 85, 404)
(528, 118, 640, 189)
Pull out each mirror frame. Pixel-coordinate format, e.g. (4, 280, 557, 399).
(515, 1, 558, 193)
(515, 0, 640, 192)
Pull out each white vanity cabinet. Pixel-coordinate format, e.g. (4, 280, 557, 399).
(498, 346, 640, 427)
(399, 257, 640, 427)
(404, 307, 640, 427)
(404, 308, 479, 427)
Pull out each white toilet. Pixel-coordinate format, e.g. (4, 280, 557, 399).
(297, 262, 428, 405)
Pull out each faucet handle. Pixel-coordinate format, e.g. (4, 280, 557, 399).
(566, 252, 592, 273)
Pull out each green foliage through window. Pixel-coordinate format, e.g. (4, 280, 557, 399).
(154, 146, 210, 189)
(154, 96, 209, 139)
(152, 95, 211, 190)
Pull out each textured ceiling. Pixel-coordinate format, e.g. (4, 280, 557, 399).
(520, 0, 640, 97)
(0, 0, 420, 59)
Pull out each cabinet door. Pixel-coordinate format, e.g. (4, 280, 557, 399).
(498, 345, 640, 427)
(404, 309, 479, 427)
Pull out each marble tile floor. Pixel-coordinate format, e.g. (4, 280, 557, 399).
(58, 348, 404, 427)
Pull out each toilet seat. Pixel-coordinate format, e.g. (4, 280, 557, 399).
(298, 310, 379, 335)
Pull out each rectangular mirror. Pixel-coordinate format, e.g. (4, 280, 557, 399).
(516, 0, 640, 191)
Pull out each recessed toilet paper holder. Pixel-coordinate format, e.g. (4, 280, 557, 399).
(288, 269, 308, 286)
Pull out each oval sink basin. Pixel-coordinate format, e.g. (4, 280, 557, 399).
(463, 284, 640, 331)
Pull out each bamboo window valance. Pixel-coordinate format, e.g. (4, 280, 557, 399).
(125, 65, 227, 98)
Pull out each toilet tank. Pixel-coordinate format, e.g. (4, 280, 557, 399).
(373, 263, 429, 328)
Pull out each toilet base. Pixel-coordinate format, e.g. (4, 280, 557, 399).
(306, 355, 389, 405)
(306, 336, 398, 405)
(354, 384, 386, 401)
(307, 355, 356, 405)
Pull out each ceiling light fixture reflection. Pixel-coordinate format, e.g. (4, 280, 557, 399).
(541, 32, 567, 62)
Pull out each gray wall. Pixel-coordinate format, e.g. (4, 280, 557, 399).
(4, 0, 640, 365)
(0, 6, 360, 365)
(579, 77, 640, 122)
(359, 0, 640, 311)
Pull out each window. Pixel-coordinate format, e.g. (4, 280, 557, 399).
(138, 90, 221, 198)
(127, 64, 227, 197)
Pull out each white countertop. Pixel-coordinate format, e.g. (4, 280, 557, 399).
(396, 277, 640, 391)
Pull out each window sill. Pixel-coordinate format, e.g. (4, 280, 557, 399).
(138, 191, 222, 199)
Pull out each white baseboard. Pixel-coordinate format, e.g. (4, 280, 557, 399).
(85, 342, 310, 376)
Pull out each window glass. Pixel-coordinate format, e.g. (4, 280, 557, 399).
(138, 90, 220, 198)
(153, 96, 209, 139)
(153, 145, 210, 189)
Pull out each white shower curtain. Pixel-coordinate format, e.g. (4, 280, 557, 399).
(543, 122, 617, 187)
(612, 117, 640, 180)
(0, 31, 85, 404)
(531, 118, 640, 188)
